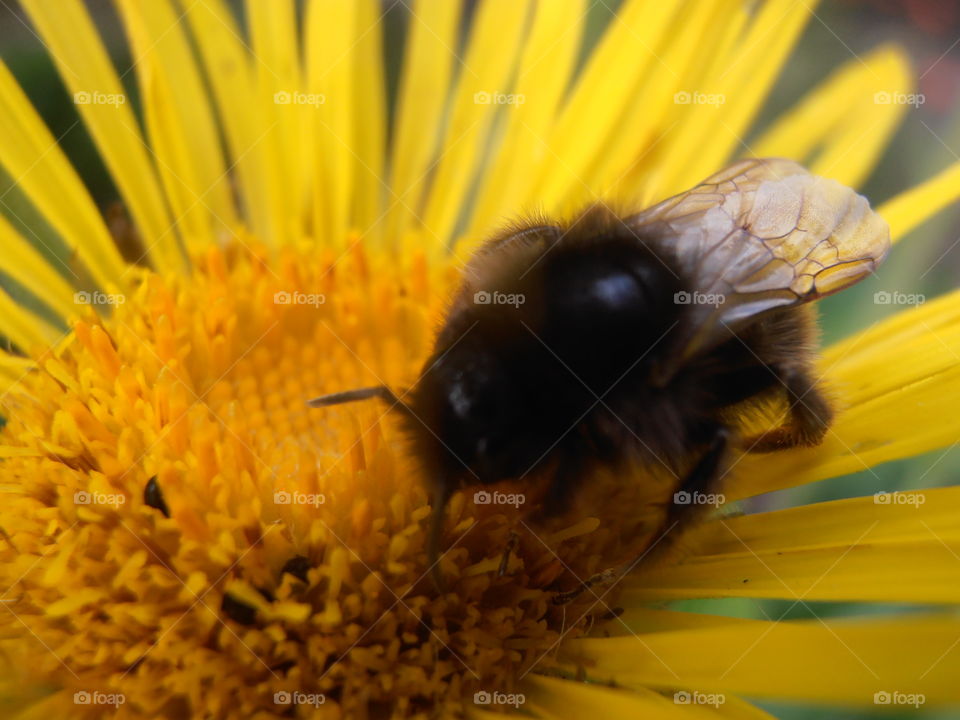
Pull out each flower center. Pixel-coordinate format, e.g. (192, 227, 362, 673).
(0, 242, 682, 717)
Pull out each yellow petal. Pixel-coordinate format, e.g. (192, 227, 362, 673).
(649, 0, 815, 199)
(246, 0, 304, 245)
(115, 0, 236, 247)
(565, 615, 960, 705)
(385, 0, 462, 244)
(597, 607, 760, 636)
(574, 0, 735, 212)
(616, 1, 750, 204)
(0, 350, 36, 398)
(420, 0, 534, 247)
(466, 0, 586, 237)
(880, 157, 960, 242)
(522, 674, 727, 718)
(730, 289, 960, 497)
(0, 213, 77, 320)
(182, 0, 268, 239)
(0, 60, 127, 291)
(20, 0, 183, 275)
(626, 489, 960, 603)
(752, 46, 912, 189)
(521, 0, 681, 216)
(350, 0, 387, 237)
(0, 286, 63, 352)
(304, 0, 356, 247)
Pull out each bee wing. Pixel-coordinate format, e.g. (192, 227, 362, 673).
(627, 158, 890, 361)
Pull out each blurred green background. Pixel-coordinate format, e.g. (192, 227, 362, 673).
(1, 1, 959, 717)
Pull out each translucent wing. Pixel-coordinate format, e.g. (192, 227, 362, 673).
(627, 158, 890, 361)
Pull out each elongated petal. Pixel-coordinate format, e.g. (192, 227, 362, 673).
(305, 0, 357, 247)
(0, 214, 77, 319)
(522, 0, 681, 215)
(0, 350, 36, 399)
(20, 0, 183, 274)
(466, 0, 586, 237)
(115, 0, 236, 248)
(753, 46, 912, 188)
(626, 488, 960, 603)
(564, 615, 960, 705)
(386, 0, 462, 242)
(880, 158, 960, 242)
(351, 0, 387, 236)
(246, 0, 303, 245)
(0, 61, 127, 291)
(575, 0, 734, 212)
(729, 289, 960, 497)
(648, 0, 815, 199)
(420, 0, 534, 247)
(181, 0, 268, 239)
(0, 286, 63, 351)
(521, 674, 740, 718)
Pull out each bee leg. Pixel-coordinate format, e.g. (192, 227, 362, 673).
(497, 530, 520, 577)
(541, 452, 583, 518)
(427, 482, 454, 593)
(552, 567, 620, 605)
(552, 427, 730, 606)
(667, 426, 729, 524)
(744, 366, 833, 453)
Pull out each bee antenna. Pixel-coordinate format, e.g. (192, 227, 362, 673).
(306, 385, 413, 414)
(426, 483, 453, 593)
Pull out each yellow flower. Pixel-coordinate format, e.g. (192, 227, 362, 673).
(1, 1, 960, 718)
